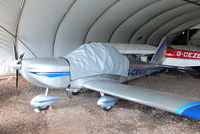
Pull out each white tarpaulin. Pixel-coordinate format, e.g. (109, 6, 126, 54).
(1, 0, 200, 76)
(64, 43, 129, 80)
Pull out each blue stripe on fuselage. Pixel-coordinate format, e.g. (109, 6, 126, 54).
(128, 67, 160, 76)
(30, 72, 70, 78)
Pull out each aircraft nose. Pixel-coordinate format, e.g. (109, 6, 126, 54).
(9, 60, 22, 70)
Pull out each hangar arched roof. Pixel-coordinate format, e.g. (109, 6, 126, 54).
(0, 0, 200, 74)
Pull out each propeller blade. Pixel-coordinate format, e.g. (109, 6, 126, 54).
(19, 53, 25, 60)
(17, 53, 25, 65)
(15, 69, 19, 95)
(13, 44, 18, 60)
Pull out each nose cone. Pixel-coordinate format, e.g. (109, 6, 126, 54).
(9, 60, 21, 70)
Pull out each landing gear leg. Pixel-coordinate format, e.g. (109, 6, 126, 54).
(66, 85, 80, 97)
(45, 88, 49, 96)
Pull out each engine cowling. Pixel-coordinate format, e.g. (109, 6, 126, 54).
(20, 58, 70, 89)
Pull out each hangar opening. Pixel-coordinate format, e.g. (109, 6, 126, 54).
(0, 0, 200, 75)
(1, 0, 200, 133)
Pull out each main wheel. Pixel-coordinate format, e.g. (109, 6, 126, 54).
(102, 106, 112, 111)
(72, 91, 80, 95)
(38, 106, 49, 111)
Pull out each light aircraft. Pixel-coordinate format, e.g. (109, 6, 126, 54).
(10, 40, 200, 120)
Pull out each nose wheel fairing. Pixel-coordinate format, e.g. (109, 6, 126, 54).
(30, 87, 60, 112)
(30, 94, 60, 108)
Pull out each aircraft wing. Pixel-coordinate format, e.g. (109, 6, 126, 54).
(104, 43, 157, 55)
(83, 80, 200, 120)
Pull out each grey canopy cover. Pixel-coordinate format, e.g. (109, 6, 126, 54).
(64, 43, 129, 80)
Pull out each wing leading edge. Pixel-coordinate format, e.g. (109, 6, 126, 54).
(83, 80, 200, 120)
(104, 43, 157, 55)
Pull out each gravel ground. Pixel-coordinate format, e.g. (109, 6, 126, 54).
(1, 71, 200, 134)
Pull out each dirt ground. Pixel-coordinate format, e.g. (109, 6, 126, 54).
(1, 71, 200, 134)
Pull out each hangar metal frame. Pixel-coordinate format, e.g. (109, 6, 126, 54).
(0, 0, 200, 75)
